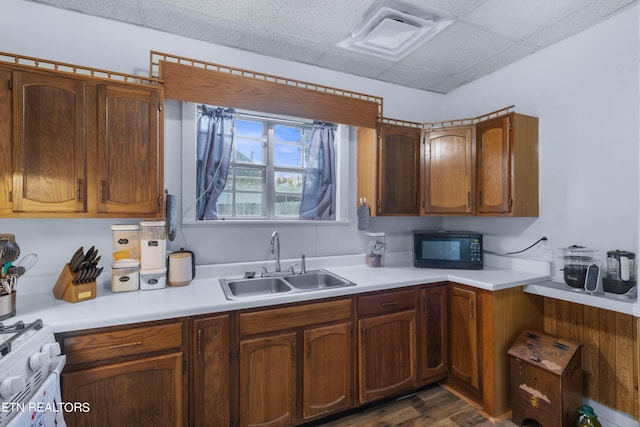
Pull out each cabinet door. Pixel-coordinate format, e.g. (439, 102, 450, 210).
(192, 315, 229, 427)
(303, 322, 352, 420)
(0, 69, 12, 214)
(378, 124, 420, 215)
(239, 332, 297, 427)
(420, 286, 449, 382)
(61, 352, 185, 427)
(13, 71, 86, 213)
(476, 115, 510, 214)
(358, 310, 417, 403)
(449, 286, 479, 390)
(423, 127, 474, 215)
(97, 84, 162, 215)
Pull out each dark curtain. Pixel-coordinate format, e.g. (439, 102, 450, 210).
(196, 106, 236, 220)
(300, 121, 336, 220)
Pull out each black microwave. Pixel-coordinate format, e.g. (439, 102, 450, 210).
(413, 231, 483, 270)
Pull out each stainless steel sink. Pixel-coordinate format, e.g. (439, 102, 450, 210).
(283, 269, 356, 290)
(220, 277, 292, 300)
(219, 269, 356, 300)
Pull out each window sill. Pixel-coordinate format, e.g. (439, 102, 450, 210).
(182, 219, 351, 226)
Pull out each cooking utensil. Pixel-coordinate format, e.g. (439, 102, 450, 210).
(16, 253, 37, 277)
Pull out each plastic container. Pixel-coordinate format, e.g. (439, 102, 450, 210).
(365, 232, 385, 267)
(111, 224, 140, 260)
(140, 220, 166, 270)
(575, 405, 602, 427)
(111, 259, 140, 292)
(140, 268, 167, 291)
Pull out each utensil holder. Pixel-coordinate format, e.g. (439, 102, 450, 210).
(0, 291, 16, 320)
(53, 263, 96, 303)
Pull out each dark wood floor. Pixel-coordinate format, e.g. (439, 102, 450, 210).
(319, 385, 519, 427)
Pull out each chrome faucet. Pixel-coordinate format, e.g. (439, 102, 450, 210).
(270, 231, 281, 272)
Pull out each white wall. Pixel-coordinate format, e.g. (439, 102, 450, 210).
(0, 0, 444, 274)
(443, 4, 639, 280)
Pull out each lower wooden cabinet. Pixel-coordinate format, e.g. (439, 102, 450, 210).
(191, 314, 229, 427)
(58, 320, 188, 427)
(240, 332, 297, 427)
(357, 289, 418, 404)
(302, 322, 352, 420)
(235, 298, 353, 426)
(449, 284, 480, 394)
(419, 284, 449, 383)
(62, 353, 184, 427)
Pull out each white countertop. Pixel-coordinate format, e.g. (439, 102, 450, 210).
(9, 253, 555, 333)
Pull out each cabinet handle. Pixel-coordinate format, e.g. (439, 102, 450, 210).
(101, 180, 107, 204)
(77, 179, 83, 202)
(109, 341, 142, 349)
(423, 295, 428, 315)
(197, 329, 202, 355)
(469, 298, 473, 318)
(380, 301, 399, 307)
(467, 192, 470, 208)
(478, 192, 482, 207)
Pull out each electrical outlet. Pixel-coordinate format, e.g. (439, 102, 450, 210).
(540, 234, 551, 249)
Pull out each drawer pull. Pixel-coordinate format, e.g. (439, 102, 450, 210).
(109, 341, 143, 350)
(380, 301, 399, 307)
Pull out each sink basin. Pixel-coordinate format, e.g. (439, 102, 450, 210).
(219, 269, 356, 300)
(284, 269, 356, 290)
(220, 277, 292, 300)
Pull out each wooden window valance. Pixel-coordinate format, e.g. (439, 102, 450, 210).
(151, 51, 382, 129)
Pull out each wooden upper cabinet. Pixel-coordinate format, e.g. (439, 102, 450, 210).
(476, 113, 538, 216)
(357, 123, 421, 216)
(378, 124, 421, 215)
(97, 84, 163, 215)
(422, 126, 474, 215)
(12, 71, 86, 213)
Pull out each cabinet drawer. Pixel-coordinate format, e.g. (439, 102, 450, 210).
(62, 322, 183, 366)
(240, 298, 352, 336)
(358, 289, 417, 317)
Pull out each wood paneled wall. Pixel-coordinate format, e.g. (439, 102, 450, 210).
(543, 297, 639, 419)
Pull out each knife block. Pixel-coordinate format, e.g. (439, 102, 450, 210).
(53, 263, 96, 303)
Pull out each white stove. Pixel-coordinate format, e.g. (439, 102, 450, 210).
(0, 319, 66, 427)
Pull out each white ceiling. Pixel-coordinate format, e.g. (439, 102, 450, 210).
(26, 0, 638, 93)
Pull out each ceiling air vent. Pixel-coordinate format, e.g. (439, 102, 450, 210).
(337, 0, 453, 61)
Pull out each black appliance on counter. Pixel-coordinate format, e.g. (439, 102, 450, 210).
(603, 250, 636, 294)
(413, 231, 483, 270)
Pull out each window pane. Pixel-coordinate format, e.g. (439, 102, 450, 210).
(275, 125, 301, 142)
(274, 143, 303, 167)
(235, 138, 263, 164)
(236, 120, 263, 138)
(275, 171, 303, 194)
(275, 194, 301, 217)
(236, 168, 264, 192)
(216, 192, 233, 216)
(236, 193, 262, 216)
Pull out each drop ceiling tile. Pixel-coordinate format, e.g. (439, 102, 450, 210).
(454, 42, 537, 82)
(230, 0, 368, 45)
(316, 47, 396, 79)
(157, 0, 261, 23)
(377, 64, 447, 90)
(235, 29, 327, 65)
(426, 75, 469, 93)
(32, 0, 143, 25)
(404, 0, 487, 18)
(402, 22, 513, 75)
(141, 0, 243, 46)
(524, 0, 637, 48)
(463, 0, 592, 40)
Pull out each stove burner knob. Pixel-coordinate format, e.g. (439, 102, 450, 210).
(41, 342, 62, 357)
(29, 351, 51, 371)
(0, 376, 25, 398)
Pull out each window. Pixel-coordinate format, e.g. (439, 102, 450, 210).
(182, 103, 349, 223)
